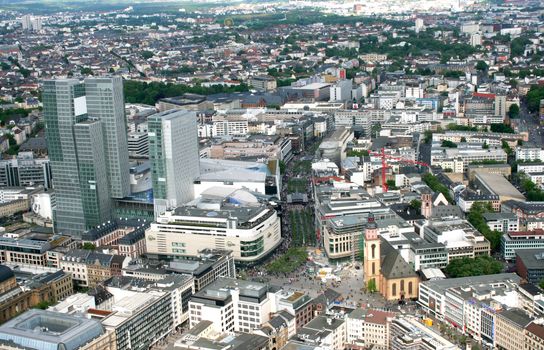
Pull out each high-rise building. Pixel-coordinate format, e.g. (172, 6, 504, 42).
(148, 109, 199, 216)
(415, 18, 425, 33)
(20, 15, 42, 31)
(43, 78, 130, 236)
(84, 77, 130, 198)
(43, 79, 89, 235)
(73, 120, 112, 227)
(20, 15, 32, 30)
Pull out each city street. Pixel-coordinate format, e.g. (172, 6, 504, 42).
(520, 101, 543, 147)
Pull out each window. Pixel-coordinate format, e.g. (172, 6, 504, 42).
(371, 244, 376, 259)
(372, 262, 375, 275)
(408, 281, 413, 295)
(392, 283, 397, 296)
(400, 280, 405, 292)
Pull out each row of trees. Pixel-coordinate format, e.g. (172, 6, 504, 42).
(123, 80, 250, 105)
(422, 173, 453, 203)
(466, 202, 502, 252)
(518, 173, 544, 201)
(527, 85, 544, 114)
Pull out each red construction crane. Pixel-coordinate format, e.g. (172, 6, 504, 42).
(369, 148, 430, 193)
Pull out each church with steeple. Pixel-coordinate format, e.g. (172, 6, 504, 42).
(363, 213, 420, 301)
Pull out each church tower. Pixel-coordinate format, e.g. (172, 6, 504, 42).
(421, 191, 432, 219)
(363, 213, 381, 292)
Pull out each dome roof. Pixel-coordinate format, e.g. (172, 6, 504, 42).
(0, 265, 14, 283)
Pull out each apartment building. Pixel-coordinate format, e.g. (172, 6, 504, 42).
(431, 146, 507, 172)
(60, 249, 130, 287)
(516, 147, 544, 162)
(482, 212, 519, 233)
(346, 308, 394, 349)
(495, 308, 533, 350)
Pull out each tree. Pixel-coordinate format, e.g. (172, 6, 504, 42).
(508, 104, 520, 119)
(490, 123, 514, 134)
(467, 202, 502, 252)
(445, 256, 503, 278)
(475, 60, 488, 72)
(482, 141, 489, 149)
(367, 278, 377, 293)
(422, 173, 453, 203)
(141, 50, 154, 59)
(502, 140, 513, 156)
(80, 67, 93, 76)
(82, 242, 96, 250)
(34, 300, 52, 310)
(460, 137, 467, 142)
(409, 199, 421, 211)
(386, 179, 398, 190)
(279, 160, 286, 175)
(518, 173, 544, 201)
(540, 280, 544, 290)
(511, 37, 531, 57)
(441, 140, 457, 148)
(347, 150, 369, 157)
(527, 85, 544, 113)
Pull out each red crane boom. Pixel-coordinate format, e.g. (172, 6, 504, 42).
(368, 147, 430, 192)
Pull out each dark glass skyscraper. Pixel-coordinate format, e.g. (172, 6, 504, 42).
(43, 78, 129, 236)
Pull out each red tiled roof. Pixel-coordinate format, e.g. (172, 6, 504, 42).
(473, 92, 496, 99)
(508, 229, 544, 237)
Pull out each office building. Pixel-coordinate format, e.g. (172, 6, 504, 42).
(188, 277, 284, 333)
(148, 109, 200, 216)
(43, 78, 130, 236)
(100, 290, 173, 350)
(0, 152, 52, 188)
(84, 77, 130, 198)
(250, 75, 277, 91)
(318, 127, 354, 167)
(127, 131, 149, 158)
(104, 274, 194, 327)
(502, 230, 544, 261)
(516, 249, 544, 285)
(390, 316, 460, 350)
(423, 217, 491, 261)
(73, 120, 112, 227)
(418, 273, 520, 321)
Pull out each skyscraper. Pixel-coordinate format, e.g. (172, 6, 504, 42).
(73, 120, 111, 226)
(43, 79, 88, 235)
(148, 109, 200, 216)
(43, 78, 130, 236)
(84, 77, 130, 198)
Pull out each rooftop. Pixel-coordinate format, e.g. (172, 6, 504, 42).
(0, 309, 104, 350)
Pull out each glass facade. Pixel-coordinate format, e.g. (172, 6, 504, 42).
(43, 78, 130, 237)
(43, 80, 87, 235)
